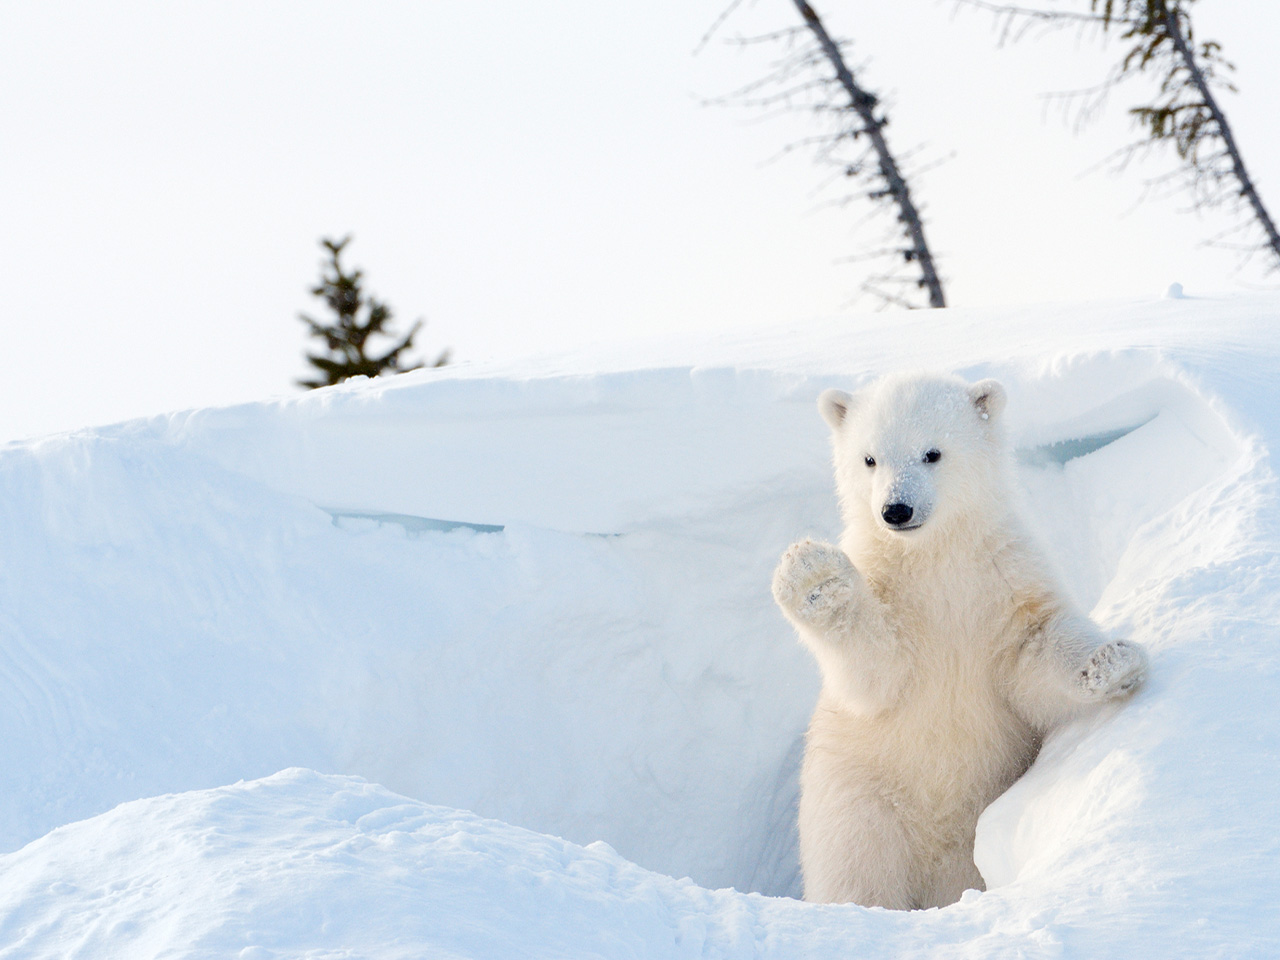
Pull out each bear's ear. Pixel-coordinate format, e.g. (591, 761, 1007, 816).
(818, 389, 857, 430)
(968, 379, 1007, 423)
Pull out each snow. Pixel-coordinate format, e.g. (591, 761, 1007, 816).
(2, 294, 1279, 956)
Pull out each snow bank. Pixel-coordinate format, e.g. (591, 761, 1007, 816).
(0, 769, 777, 959)
(2, 294, 1279, 956)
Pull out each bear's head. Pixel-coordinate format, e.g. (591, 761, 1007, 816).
(819, 374, 1008, 544)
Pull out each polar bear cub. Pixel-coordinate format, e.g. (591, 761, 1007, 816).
(772, 373, 1146, 909)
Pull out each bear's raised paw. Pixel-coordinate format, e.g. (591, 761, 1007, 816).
(772, 539, 861, 624)
(1077, 639, 1148, 700)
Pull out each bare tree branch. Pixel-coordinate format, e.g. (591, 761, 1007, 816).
(1156, 7, 1280, 264)
(790, 0, 946, 307)
(703, 2, 948, 310)
(958, 0, 1280, 273)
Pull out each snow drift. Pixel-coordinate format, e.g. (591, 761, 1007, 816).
(1, 294, 1278, 957)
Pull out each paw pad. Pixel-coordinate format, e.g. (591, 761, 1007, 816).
(1079, 640, 1148, 699)
(772, 540, 858, 619)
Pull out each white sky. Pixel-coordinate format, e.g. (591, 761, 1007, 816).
(2, 1, 1278, 442)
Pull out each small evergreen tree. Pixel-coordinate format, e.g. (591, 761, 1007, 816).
(298, 235, 448, 389)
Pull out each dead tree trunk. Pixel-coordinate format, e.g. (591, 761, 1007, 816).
(961, 0, 1280, 273)
(1160, 7, 1280, 265)
(791, 0, 947, 308)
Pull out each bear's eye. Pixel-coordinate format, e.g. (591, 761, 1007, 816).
(924, 449, 941, 464)
(864, 455, 876, 469)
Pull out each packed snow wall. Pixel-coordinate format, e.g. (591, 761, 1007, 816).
(2, 297, 1279, 960)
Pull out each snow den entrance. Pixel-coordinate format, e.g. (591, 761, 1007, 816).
(329, 368, 1247, 903)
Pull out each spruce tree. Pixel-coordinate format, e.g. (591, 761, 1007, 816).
(298, 235, 448, 389)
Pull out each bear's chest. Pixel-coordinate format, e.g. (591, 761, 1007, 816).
(874, 566, 1017, 661)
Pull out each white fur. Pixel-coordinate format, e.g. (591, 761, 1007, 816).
(774, 373, 1147, 909)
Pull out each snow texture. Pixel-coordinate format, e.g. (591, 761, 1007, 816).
(1, 295, 1279, 957)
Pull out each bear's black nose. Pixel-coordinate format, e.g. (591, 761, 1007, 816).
(882, 502, 914, 527)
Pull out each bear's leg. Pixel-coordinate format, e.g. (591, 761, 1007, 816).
(798, 774, 915, 908)
(917, 841, 985, 909)
(1010, 606, 1149, 728)
(773, 539, 911, 713)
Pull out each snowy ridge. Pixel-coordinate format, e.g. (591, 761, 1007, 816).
(1, 296, 1279, 956)
(0, 770, 770, 959)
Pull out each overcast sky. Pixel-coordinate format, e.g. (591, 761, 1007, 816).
(3, 1, 1278, 442)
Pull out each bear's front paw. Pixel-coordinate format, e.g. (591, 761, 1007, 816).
(1078, 639, 1148, 700)
(772, 539, 861, 624)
